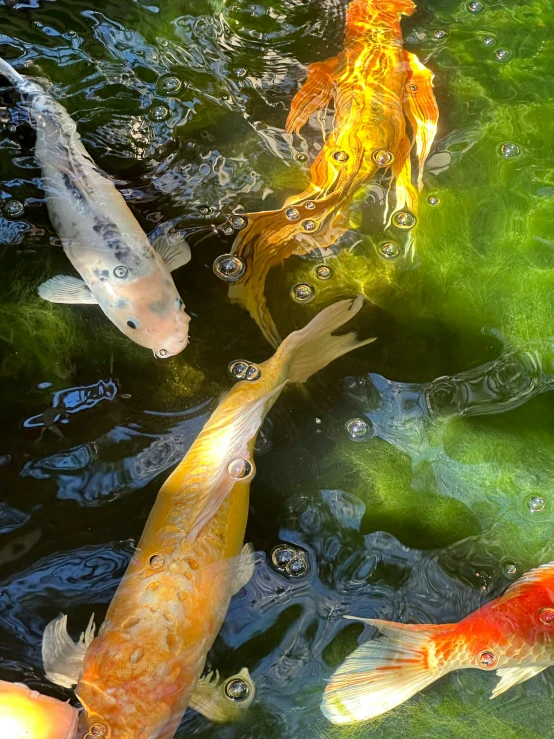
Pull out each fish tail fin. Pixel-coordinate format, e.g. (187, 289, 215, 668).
(285, 58, 338, 135)
(274, 295, 375, 385)
(321, 617, 453, 724)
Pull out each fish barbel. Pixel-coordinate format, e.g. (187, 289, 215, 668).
(42, 296, 375, 739)
(222, 0, 438, 346)
(0, 57, 191, 358)
(0, 680, 78, 739)
(322, 561, 554, 724)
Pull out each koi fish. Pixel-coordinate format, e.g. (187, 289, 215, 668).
(321, 561, 554, 724)
(42, 296, 375, 739)
(0, 57, 191, 358)
(220, 0, 438, 346)
(0, 679, 78, 739)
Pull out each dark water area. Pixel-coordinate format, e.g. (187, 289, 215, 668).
(1, 0, 554, 737)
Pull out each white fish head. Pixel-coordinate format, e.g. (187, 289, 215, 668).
(93, 267, 190, 357)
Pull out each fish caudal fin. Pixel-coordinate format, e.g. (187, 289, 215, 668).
(321, 617, 452, 725)
(285, 58, 338, 135)
(190, 667, 256, 722)
(275, 295, 375, 385)
(491, 665, 548, 699)
(42, 613, 96, 688)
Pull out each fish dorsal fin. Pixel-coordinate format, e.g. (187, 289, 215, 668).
(152, 231, 191, 272)
(232, 543, 255, 595)
(41, 613, 96, 688)
(503, 561, 554, 599)
(189, 667, 255, 722)
(491, 665, 548, 699)
(38, 275, 98, 305)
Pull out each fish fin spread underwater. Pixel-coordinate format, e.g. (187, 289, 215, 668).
(0, 56, 191, 357)
(219, 0, 438, 347)
(321, 561, 554, 724)
(41, 296, 374, 739)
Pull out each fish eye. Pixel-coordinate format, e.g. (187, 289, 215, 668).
(114, 265, 128, 279)
(127, 319, 138, 330)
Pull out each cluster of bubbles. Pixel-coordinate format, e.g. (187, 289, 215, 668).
(228, 359, 262, 382)
(270, 543, 310, 577)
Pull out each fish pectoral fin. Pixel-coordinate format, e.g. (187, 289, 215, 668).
(285, 57, 338, 135)
(491, 665, 548, 699)
(38, 275, 98, 304)
(190, 667, 255, 723)
(41, 613, 96, 688)
(232, 543, 256, 594)
(152, 230, 191, 272)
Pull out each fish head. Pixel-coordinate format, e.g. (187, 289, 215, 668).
(94, 267, 191, 357)
(0, 680, 79, 739)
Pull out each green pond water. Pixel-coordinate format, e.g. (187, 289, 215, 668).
(1, 0, 554, 736)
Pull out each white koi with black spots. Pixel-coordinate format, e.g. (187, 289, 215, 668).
(0, 56, 191, 358)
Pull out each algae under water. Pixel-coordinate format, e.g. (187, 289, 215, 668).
(0, 0, 553, 737)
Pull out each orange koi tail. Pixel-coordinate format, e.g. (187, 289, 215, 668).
(321, 617, 454, 724)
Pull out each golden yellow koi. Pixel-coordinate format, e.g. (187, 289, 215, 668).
(216, 0, 438, 346)
(42, 296, 374, 739)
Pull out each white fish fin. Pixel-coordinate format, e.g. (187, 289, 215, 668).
(321, 617, 453, 725)
(185, 384, 284, 541)
(152, 231, 191, 272)
(232, 543, 255, 594)
(189, 667, 255, 722)
(502, 561, 554, 600)
(38, 275, 98, 304)
(491, 665, 548, 699)
(273, 295, 375, 385)
(42, 613, 96, 688)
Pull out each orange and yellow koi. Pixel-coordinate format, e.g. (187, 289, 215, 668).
(322, 561, 554, 724)
(42, 297, 374, 739)
(0, 680, 78, 739)
(219, 0, 438, 346)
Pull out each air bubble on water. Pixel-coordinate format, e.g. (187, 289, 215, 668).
(477, 650, 497, 668)
(539, 607, 554, 625)
(149, 104, 170, 122)
(302, 219, 318, 232)
(392, 211, 417, 229)
(483, 35, 496, 46)
(285, 207, 301, 221)
(229, 215, 247, 230)
(271, 545, 295, 568)
(228, 360, 249, 379)
(198, 205, 213, 215)
(333, 150, 349, 162)
(433, 29, 448, 39)
(296, 153, 308, 162)
(225, 678, 250, 701)
(314, 265, 333, 280)
(286, 554, 309, 577)
(220, 224, 235, 236)
(149, 554, 164, 568)
(499, 142, 521, 159)
(245, 364, 262, 381)
(234, 67, 247, 78)
(228, 458, 253, 479)
(378, 241, 401, 259)
(158, 76, 182, 95)
(406, 83, 418, 93)
(4, 200, 24, 217)
(503, 561, 518, 577)
(468, 1, 484, 12)
(527, 496, 545, 513)
(495, 48, 512, 62)
(291, 283, 315, 303)
(304, 201, 316, 210)
(345, 417, 373, 441)
(372, 149, 395, 167)
(213, 254, 246, 282)
(428, 195, 441, 206)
